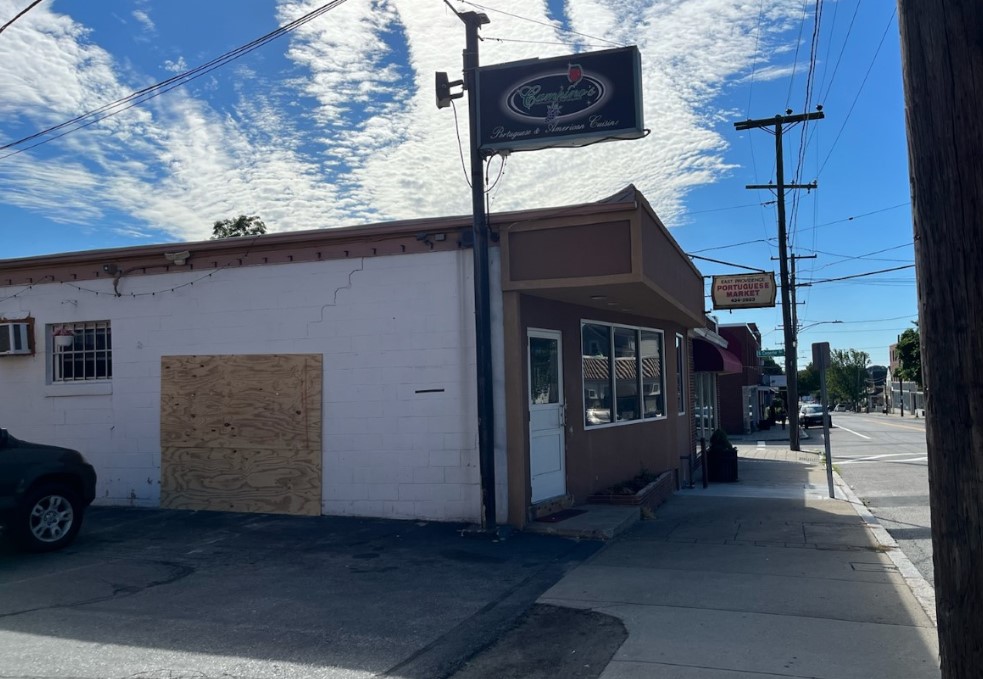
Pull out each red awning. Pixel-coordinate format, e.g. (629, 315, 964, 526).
(692, 338, 743, 374)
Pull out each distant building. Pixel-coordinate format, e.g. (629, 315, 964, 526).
(717, 323, 774, 435)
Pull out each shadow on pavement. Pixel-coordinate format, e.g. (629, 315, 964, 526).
(0, 508, 600, 679)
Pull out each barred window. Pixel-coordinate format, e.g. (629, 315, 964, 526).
(50, 321, 112, 382)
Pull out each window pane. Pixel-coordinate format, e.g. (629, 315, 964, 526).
(582, 324, 612, 426)
(641, 330, 664, 418)
(529, 337, 559, 404)
(614, 328, 640, 421)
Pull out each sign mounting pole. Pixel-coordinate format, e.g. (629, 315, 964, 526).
(456, 9, 496, 531)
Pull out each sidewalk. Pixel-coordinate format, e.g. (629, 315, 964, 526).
(538, 444, 941, 678)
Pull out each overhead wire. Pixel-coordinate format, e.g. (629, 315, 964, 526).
(688, 254, 768, 273)
(818, 0, 861, 103)
(788, 0, 823, 252)
(800, 264, 915, 286)
(481, 36, 609, 49)
(0, 0, 350, 160)
(800, 201, 910, 234)
(784, 2, 811, 111)
(455, 1, 623, 48)
(0, 0, 43, 37)
(817, 6, 897, 177)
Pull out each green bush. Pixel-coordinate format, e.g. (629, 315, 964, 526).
(709, 428, 733, 452)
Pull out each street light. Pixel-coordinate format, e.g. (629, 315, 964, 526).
(777, 320, 844, 333)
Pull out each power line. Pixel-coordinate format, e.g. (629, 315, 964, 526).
(455, 1, 623, 48)
(819, 0, 861, 102)
(801, 314, 917, 324)
(688, 254, 768, 273)
(811, 242, 914, 269)
(689, 201, 909, 254)
(679, 200, 776, 217)
(784, 2, 811, 111)
(801, 264, 915, 285)
(0, 0, 43, 37)
(800, 201, 911, 233)
(788, 0, 824, 250)
(0, 0, 350, 160)
(817, 7, 897, 176)
(688, 238, 776, 254)
(481, 35, 609, 49)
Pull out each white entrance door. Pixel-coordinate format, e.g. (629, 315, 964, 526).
(528, 329, 566, 503)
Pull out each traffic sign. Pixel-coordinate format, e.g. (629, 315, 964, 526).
(757, 349, 785, 357)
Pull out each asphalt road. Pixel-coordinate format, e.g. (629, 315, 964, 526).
(810, 412, 934, 587)
(0, 507, 603, 679)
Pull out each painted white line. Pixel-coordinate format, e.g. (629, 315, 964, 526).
(833, 423, 872, 440)
(832, 470, 937, 628)
(837, 454, 929, 465)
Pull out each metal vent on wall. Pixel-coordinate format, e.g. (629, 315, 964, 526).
(0, 322, 31, 355)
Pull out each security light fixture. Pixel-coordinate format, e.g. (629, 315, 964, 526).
(165, 251, 191, 266)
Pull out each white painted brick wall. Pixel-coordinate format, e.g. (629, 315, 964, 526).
(0, 247, 508, 523)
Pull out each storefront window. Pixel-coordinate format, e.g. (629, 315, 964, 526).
(641, 330, 664, 418)
(614, 327, 639, 421)
(583, 322, 664, 427)
(582, 324, 612, 425)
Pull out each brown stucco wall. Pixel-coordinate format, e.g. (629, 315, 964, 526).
(516, 295, 691, 506)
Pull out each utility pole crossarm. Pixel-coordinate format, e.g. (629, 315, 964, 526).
(735, 111, 825, 130)
(747, 183, 817, 190)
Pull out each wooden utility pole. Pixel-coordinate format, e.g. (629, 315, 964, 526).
(735, 112, 823, 451)
(898, 2, 983, 674)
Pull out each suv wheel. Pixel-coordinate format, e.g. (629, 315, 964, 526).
(14, 483, 84, 552)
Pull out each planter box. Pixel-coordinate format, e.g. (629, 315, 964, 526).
(588, 471, 674, 512)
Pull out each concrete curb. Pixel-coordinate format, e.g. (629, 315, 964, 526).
(831, 468, 938, 627)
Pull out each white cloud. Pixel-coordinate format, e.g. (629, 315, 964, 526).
(163, 56, 188, 73)
(132, 9, 155, 32)
(0, 0, 806, 243)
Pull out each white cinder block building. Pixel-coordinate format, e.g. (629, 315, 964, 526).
(0, 187, 712, 528)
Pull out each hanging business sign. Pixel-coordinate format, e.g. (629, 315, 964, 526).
(475, 46, 645, 153)
(711, 272, 777, 310)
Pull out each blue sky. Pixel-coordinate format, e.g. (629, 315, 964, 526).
(0, 0, 914, 367)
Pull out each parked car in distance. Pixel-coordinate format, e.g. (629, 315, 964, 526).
(0, 428, 97, 552)
(799, 404, 832, 428)
(833, 404, 848, 412)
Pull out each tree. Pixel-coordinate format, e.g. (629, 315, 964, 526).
(797, 363, 819, 401)
(899, 2, 983, 674)
(825, 349, 870, 408)
(761, 356, 783, 376)
(895, 327, 922, 387)
(211, 214, 266, 239)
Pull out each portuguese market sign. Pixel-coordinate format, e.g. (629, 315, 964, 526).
(711, 272, 777, 310)
(475, 46, 645, 153)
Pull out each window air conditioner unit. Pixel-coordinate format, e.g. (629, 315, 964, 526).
(0, 322, 31, 356)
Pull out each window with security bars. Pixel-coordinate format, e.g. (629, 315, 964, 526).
(50, 321, 112, 382)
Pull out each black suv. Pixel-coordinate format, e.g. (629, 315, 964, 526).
(0, 428, 97, 551)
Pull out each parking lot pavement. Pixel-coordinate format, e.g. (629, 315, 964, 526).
(0, 507, 600, 679)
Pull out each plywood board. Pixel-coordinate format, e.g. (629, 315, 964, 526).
(160, 354, 322, 516)
(160, 446, 320, 515)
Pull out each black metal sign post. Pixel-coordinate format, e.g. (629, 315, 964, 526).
(439, 9, 496, 531)
(438, 7, 646, 531)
